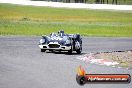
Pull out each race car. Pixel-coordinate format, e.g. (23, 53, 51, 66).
(38, 30, 82, 54)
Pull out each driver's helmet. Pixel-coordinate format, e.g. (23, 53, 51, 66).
(58, 30, 64, 36)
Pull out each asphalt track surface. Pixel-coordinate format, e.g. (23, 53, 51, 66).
(0, 36, 132, 88)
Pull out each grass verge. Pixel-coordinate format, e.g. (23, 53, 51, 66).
(0, 3, 132, 36)
(94, 51, 132, 69)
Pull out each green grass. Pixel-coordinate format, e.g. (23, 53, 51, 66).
(0, 3, 132, 37)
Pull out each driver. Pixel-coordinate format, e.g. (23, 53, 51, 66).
(58, 30, 65, 37)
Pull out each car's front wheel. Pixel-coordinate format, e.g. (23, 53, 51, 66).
(68, 45, 73, 55)
(68, 49, 72, 55)
(68, 49, 72, 54)
(41, 49, 46, 52)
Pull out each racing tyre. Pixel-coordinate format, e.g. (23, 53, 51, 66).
(68, 45, 73, 55)
(68, 48, 73, 55)
(41, 49, 46, 52)
(76, 46, 82, 54)
(68, 38, 73, 55)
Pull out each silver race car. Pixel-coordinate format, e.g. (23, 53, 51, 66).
(38, 30, 82, 54)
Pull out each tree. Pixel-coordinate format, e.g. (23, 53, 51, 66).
(112, 0, 117, 4)
(75, 0, 86, 3)
(95, 0, 100, 4)
(107, 0, 108, 4)
(100, 0, 104, 4)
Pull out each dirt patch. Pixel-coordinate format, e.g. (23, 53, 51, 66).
(94, 51, 132, 68)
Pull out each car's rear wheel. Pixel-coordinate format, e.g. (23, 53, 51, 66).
(41, 49, 46, 52)
(76, 46, 82, 54)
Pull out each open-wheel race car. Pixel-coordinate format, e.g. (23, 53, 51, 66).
(38, 30, 82, 54)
